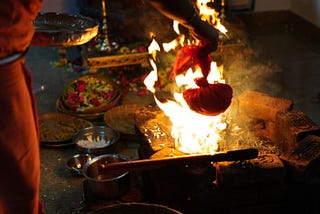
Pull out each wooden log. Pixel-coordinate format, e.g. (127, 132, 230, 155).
(275, 111, 320, 153)
(215, 154, 286, 189)
(237, 90, 293, 121)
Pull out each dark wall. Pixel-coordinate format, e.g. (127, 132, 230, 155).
(78, 0, 176, 43)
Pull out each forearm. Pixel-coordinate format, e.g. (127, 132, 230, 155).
(0, 0, 42, 58)
(147, 0, 196, 24)
(147, 0, 219, 50)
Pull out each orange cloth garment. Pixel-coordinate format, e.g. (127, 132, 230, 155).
(0, 0, 43, 58)
(0, 58, 44, 214)
(0, 0, 44, 213)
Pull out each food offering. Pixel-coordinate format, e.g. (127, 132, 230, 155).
(104, 104, 145, 135)
(39, 113, 92, 146)
(59, 74, 121, 119)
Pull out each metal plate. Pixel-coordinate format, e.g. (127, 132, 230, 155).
(32, 12, 99, 47)
(39, 112, 93, 143)
(104, 104, 145, 135)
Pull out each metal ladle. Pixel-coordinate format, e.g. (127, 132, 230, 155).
(100, 148, 259, 174)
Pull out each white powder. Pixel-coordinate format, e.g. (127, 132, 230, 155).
(77, 136, 108, 148)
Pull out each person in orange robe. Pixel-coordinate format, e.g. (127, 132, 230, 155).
(0, 0, 45, 213)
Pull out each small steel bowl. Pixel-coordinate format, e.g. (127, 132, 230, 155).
(82, 154, 130, 199)
(73, 126, 119, 155)
(66, 153, 94, 176)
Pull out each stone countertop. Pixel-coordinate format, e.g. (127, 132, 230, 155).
(25, 45, 87, 213)
(40, 146, 86, 214)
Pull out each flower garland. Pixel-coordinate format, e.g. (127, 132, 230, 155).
(64, 77, 116, 112)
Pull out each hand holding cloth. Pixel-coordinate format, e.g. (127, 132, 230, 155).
(148, 0, 233, 116)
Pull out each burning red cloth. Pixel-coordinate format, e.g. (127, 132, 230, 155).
(171, 41, 233, 116)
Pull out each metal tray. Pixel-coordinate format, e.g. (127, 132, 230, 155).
(32, 12, 99, 47)
(39, 112, 92, 143)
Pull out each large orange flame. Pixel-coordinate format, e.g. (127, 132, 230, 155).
(144, 0, 228, 154)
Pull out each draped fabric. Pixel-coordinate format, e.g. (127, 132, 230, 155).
(0, 0, 42, 58)
(0, 0, 45, 213)
(0, 59, 44, 214)
(171, 42, 233, 116)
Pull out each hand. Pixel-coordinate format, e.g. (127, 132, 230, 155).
(147, 0, 219, 52)
(181, 14, 219, 53)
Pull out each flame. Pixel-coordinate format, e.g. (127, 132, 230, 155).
(144, 0, 228, 155)
(196, 0, 227, 34)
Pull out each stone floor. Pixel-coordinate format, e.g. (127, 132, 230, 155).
(26, 10, 320, 214)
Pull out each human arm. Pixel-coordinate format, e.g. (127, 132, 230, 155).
(147, 0, 219, 51)
(0, 0, 43, 58)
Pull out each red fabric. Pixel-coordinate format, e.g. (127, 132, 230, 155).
(0, 0, 44, 213)
(171, 41, 213, 79)
(171, 41, 233, 116)
(183, 80, 233, 116)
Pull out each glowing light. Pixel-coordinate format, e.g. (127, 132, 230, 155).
(144, 0, 229, 155)
(196, 0, 228, 34)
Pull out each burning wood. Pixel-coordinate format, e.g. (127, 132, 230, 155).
(141, 0, 235, 154)
(135, 102, 228, 155)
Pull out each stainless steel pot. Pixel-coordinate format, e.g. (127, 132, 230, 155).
(82, 154, 130, 199)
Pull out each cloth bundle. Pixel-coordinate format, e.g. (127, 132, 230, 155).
(171, 41, 233, 116)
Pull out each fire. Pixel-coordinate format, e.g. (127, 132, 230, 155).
(196, 0, 228, 34)
(144, 0, 228, 155)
